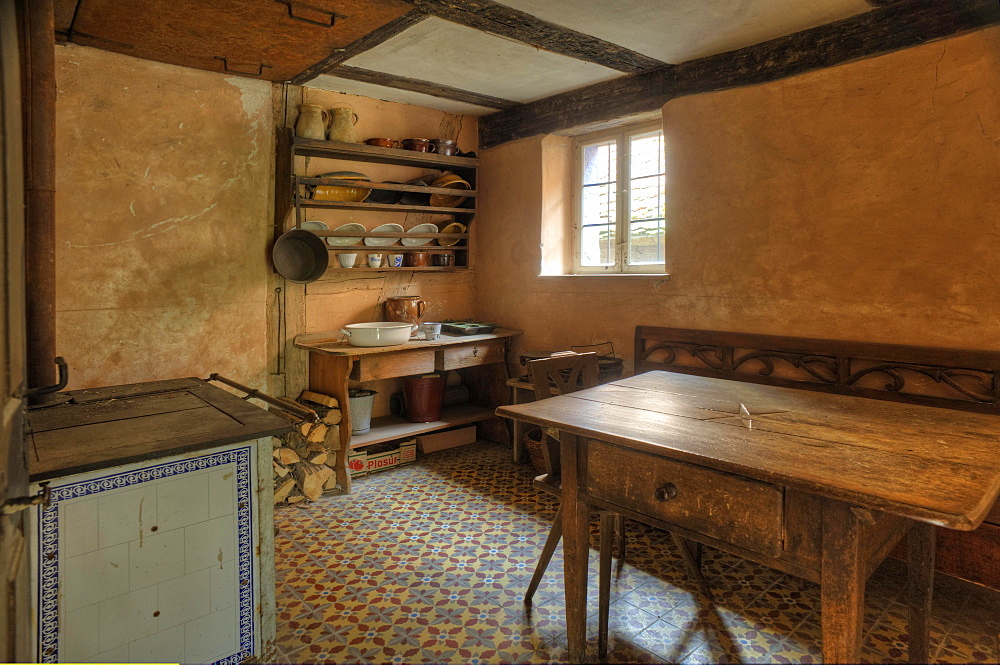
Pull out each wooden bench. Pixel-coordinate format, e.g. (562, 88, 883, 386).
(634, 325, 1000, 590)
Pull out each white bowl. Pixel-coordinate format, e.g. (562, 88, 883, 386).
(328, 222, 366, 246)
(364, 223, 404, 247)
(300, 220, 328, 232)
(339, 322, 413, 347)
(402, 223, 439, 247)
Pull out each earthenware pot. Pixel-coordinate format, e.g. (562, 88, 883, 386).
(295, 104, 328, 140)
(327, 107, 359, 143)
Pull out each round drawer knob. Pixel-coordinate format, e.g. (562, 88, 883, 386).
(654, 483, 678, 502)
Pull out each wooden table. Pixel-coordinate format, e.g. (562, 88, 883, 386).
(296, 328, 520, 493)
(496, 371, 1000, 664)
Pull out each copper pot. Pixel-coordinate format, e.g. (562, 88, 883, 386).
(384, 296, 427, 328)
(405, 252, 431, 267)
(402, 138, 431, 152)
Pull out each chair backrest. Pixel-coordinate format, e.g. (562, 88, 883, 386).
(526, 352, 600, 401)
(526, 353, 600, 483)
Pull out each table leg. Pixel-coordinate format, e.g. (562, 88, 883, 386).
(560, 433, 589, 663)
(907, 522, 935, 663)
(821, 500, 865, 663)
(598, 511, 614, 660)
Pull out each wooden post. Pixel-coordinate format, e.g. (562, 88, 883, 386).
(560, 432, 589, 663)
(907, 522, 936, 663)
(821, 499, 866, 664)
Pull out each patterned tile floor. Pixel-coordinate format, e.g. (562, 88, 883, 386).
(274, 442, 1000, 664)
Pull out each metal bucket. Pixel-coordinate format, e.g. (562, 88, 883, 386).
(348, 389, 377, 434)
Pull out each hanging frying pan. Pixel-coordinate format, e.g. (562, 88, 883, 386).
(272, 229, 329, 283)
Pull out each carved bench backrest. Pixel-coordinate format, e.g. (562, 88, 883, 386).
(634, 326, 1000, 414)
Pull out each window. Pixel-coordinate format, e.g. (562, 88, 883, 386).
(574, 123, 665, 273)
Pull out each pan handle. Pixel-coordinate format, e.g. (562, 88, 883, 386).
(207, 373, 319, 423)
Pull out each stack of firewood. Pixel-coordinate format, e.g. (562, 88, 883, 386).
(272, 390, 342, 504)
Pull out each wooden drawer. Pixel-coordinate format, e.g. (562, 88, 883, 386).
(352, 349, 435, 382)
(585, 440, 784, 557)
(436, 339, 505, 371)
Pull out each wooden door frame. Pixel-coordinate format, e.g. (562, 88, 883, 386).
(1, 0, 31, 659)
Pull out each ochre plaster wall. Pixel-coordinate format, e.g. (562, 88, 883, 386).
(55, 45, 274, 389)
(474, 26, 1000, 367)
(296, 88, 478, 334)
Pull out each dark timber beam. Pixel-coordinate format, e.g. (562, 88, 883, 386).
(289, 11, 426, 85)
(403, 0, 665, 74)
(479, 0, 1000, 149)
(327, 64, 519, 110)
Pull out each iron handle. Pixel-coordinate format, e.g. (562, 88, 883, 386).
(2, 483, 50, 514)
(654, 482, 678, 502)
(20, 357, 68, 398)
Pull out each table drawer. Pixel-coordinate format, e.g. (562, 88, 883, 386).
(436, 340, 505, 371)
(585, 440, 784, 557)
(352, 349, 435, 382)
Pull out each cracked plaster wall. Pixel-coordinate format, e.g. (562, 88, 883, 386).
(54, 44, 273, 389)
(474, 26, 1000, 366)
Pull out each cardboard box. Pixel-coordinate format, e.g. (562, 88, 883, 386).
(417, 425, 478, 453)
(348, 439, 416, 477)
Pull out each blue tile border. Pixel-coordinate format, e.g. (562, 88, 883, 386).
(37, 446, 255, 664)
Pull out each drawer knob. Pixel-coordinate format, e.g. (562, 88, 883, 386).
(473, 347, 479, 356)
(654, 483, 678, 502)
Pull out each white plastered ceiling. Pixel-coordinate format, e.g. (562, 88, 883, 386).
(493, 0, 873, 63)
(303, 0, 874, 115)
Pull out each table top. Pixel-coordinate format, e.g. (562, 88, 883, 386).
(496, 371, 1000, 530)
(27, 378, 292, 481)
(295, 328, 520, 356)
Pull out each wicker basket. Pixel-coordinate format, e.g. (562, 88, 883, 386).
(524, 428, 549, 475)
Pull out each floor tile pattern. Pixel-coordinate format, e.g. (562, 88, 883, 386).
(274, 442, 1000, 664)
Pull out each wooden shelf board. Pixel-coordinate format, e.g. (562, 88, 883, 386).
(292, 138, 478, 169)
(322, 266, 470, 273)
(349, 405, 493, 448)
(299, 177, 477, 198)
(299, 200, 475, 214)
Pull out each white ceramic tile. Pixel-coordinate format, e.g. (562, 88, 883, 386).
(62, 543, 130, 611)
(185, 608, 237, 664)
(207, 465, 236, 520)
(60, 605, 100, 662)
(98, 585, 159, 652)
(156, 471, 209, 532)
(128, 624, 185, 663)
(209, 559, 237, 612)
(129, 527, 185, 591)
(158, 568, 211, 631)
(62, 497, 99, 558)
(85, 643, 130, 663)
(184, 515, 235, 574)
(98, 484, 157, 549)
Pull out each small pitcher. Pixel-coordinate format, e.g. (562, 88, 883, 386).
(294, 103, 328, 140)
(384, 296, 427, 336)
(327, 107, 359, 143)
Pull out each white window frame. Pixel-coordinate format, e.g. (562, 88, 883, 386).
(572, 122, 666, 274)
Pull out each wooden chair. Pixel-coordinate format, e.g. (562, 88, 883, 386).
(523, 352, 712, 659)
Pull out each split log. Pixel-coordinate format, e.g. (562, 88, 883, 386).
(292, 462, 334, 501)
(274, 447, 300, 465)
(274, 478, 296, 503)
(306, 441, 326, 453)
(306, 423, 329, 444)
(299, 390, 339, 409)
(323, 408, 342, 425)
(287, 495, 305, 504)
(324, 470, 340, 491)
(307, 451, 328, 465)
(273, 461, 290, 478)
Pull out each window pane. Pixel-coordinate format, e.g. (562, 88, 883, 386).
(628, 219, 664, 265)
(582, 183, 616, 227)
(629, 174, 664, 222)
(581, 224, 616, 266)
(583, 141, 616, 185)
(630, 132, 663, 179)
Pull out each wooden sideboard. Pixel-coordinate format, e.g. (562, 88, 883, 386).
(295, 329, 520, 493)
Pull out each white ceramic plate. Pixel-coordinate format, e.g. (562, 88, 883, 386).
(364, 223, 404, 247)
(401, 223, 439, 247)
(300, 220, 328, 232)
(327, 222, 366, 246)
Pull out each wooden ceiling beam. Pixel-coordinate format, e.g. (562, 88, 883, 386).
(322, 64, 519, 110)
(403, 0, 666, 74)
(479, 0, 1000, 149)
(290, 10, 426, 85)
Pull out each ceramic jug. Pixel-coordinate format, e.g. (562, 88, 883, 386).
(327, 107, 359, 143)
(385, 296, 427, 335)
(294, 103, 328, 140)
